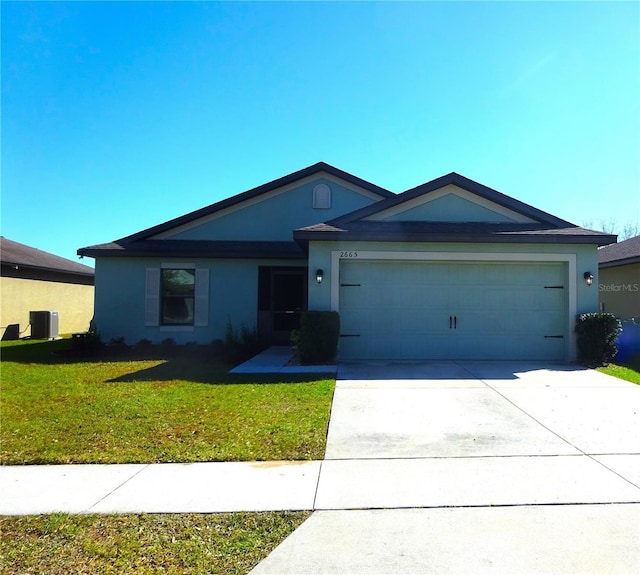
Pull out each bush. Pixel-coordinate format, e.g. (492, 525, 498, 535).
(575, 313, 622, 367)
(160, 338, 177, 352)
(223, 320, 261, 363)
(109, 336, 128, 350)
(291, 311, 340, 365)
(134, 338, 154, 353)
(71, 330, 103, 354)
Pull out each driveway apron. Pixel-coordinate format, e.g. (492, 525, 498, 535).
(251, 361, 640, 574)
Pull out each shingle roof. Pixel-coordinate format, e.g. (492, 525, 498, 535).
(1, 237, 95, 277)
(598, 235, 640, 267)
(78, 240, 306, 260)
(78, 165, 617, 257)
(294, 221, 616, 246)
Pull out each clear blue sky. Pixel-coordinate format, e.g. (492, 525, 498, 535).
(2, 1, 639, 266)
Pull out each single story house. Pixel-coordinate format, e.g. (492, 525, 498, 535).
(1, 237, 95, 339)
(598, 235, 640, 320)
(78, 162, 615, 361)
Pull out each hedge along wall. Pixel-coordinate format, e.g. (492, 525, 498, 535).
(292, 311, 340, 364)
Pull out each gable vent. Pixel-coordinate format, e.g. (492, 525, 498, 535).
(313, 184, 331, 209)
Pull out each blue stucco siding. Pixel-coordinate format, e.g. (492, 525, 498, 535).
(165, 178, 382, 241)
(379, 193, 520, 222)
(93, 257, 305, 344)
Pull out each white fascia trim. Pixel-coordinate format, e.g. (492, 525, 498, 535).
(330, 250, 577, 360)
(152, 172, 390, 239)
(365, 185, 537, 223)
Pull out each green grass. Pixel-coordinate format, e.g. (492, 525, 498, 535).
(597, 354, 640, 385)
(0, 511, 309, 575)
(1, 339, 335, 464)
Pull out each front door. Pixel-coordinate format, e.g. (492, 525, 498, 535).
(258, 267, 308, 345)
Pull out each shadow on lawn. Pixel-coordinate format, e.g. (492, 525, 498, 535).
(107, 358, 327, 385)
(1, 338, 81, 364)
(1, 338, 234, 367)
(0, 338, 326, 385)
(0, 338, 181, 365)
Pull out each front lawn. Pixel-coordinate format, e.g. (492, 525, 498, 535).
(0, 512, 309, 575)
(0, 339, 335, 465)
(597, 354, 640, 385)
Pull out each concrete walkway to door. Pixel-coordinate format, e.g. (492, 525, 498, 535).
(250, 361, 640, 574)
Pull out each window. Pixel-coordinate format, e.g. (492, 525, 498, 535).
(145, 267, 209, 328)
(161, 269, 195, 325)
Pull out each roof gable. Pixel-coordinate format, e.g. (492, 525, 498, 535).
(364, 184, 537, 223)
(155, 173, 391, 242)
(293, 173, 616, 247)
(330, 172, 574, 228)
(118, 162, 394, 243)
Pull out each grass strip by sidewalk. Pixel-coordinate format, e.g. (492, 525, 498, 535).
(0, 512, 309, 575)
(1, 339, 335, 465)
(598, 356, 640, 385)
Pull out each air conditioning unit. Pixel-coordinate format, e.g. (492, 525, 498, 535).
(29, 311, 59, 339)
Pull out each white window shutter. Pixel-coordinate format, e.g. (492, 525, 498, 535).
(145, 268, 160, 326)
(194, 268, 209, 327)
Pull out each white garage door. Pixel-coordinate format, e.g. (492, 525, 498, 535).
(339, 261, 568, 360)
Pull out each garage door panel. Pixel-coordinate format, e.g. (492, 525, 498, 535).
(537, 311, 566, 335)
(541, 288, 566, 308)
(339, 336, 365, 359)
(423, 285, 451, 308)
(482, 285, 538, 309)
(339, 260, 568, 361)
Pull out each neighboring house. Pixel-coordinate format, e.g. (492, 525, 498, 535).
(78, 162, 614, 361)
(1, 237, 95, 339)
(598, 235, 640, 320)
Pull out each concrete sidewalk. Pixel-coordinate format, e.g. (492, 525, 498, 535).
(0, 461, 321, 515)
(3, 452, 639, 515)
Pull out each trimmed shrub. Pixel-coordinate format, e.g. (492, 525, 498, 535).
(575, 313, 622, 367)
(291, 311, 340, 364)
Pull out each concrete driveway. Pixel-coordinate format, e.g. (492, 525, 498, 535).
(251, 361, 640, 574)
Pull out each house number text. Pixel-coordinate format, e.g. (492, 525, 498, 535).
(340, 251, 359, 258)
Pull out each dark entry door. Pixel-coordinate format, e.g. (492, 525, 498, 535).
(258, 267, 308, 345)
